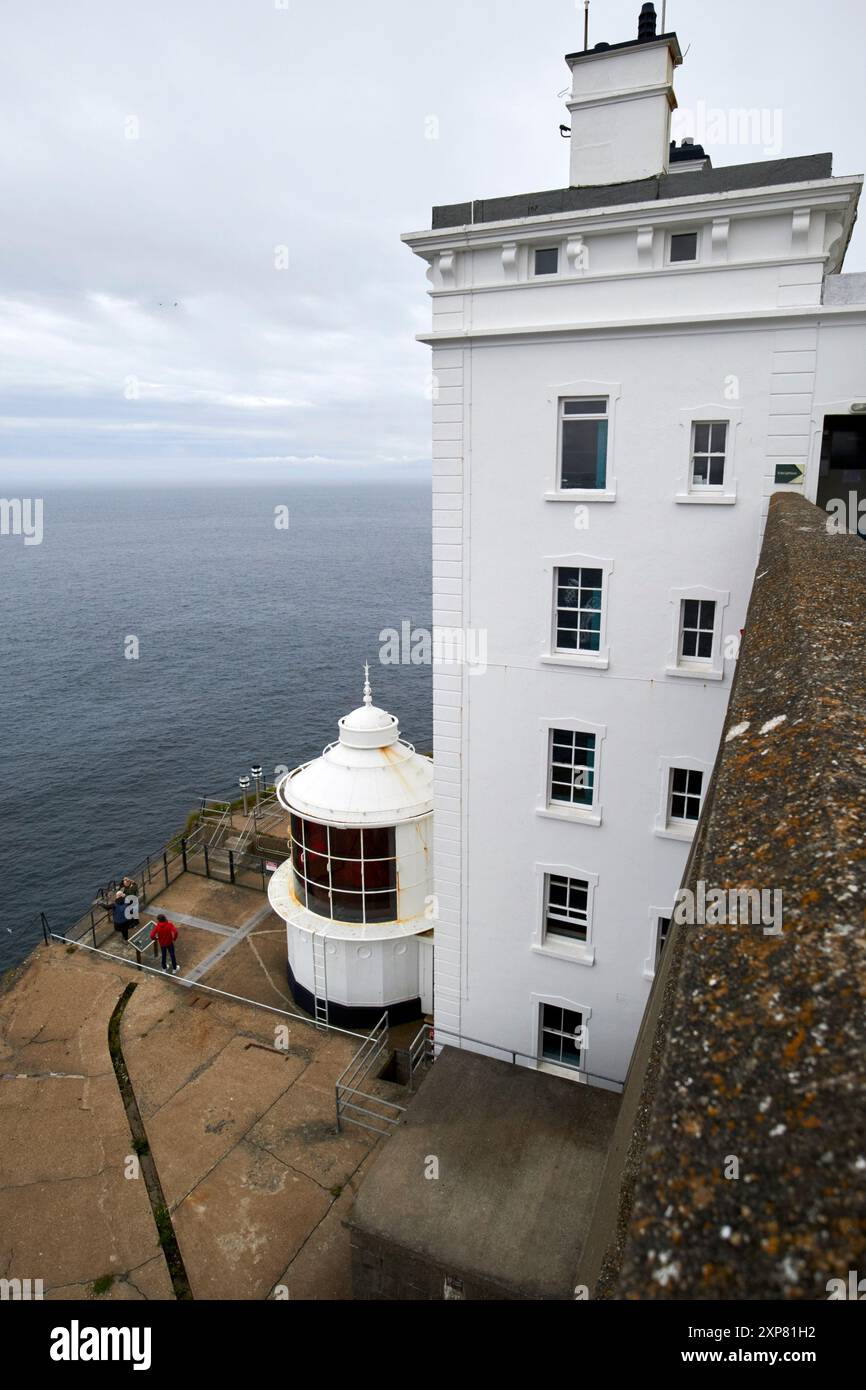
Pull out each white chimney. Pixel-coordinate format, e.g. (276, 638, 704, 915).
(565, 3, 683, 188)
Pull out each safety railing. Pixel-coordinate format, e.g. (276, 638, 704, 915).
(426, 1025, 624, 1091)
(335, 1012, 408, 1136)
(407, 1019, 434, 1092)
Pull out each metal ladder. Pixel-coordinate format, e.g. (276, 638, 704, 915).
(312, 933, 329, 1030)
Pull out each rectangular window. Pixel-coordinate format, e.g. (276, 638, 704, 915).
(555, 566, 603, 653)
(539, 1003, 584, 1071)
(679, 598, 716, 662)
(670, 231, 698, 263)
(669, 768, 703, 824)
(544, 873, 590, 943)
(691, 421, 728, 488)
(655, 916, 671, 967)
(560, 398, 608, 490)
(549, 728, 596, 808)
(534, 246, 559, 275)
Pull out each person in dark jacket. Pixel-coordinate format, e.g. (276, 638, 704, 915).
(111, 891, 131, 943)
(150, 914, 179, 973)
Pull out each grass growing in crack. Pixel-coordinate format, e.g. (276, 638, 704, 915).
(91, 1273, 114, 1296)
(154, 1206, 174, 1249)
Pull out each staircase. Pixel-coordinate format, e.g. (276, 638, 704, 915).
(199, 799, 232, 849)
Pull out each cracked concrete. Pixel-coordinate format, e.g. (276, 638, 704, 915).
(2, 873, 395, 1300)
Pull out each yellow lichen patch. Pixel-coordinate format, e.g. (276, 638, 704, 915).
(782, 1027, 807, 1061)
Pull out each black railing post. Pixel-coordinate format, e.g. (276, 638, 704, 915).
(228, 850, 236, 884)
(181, 836, 188, 871)
(204, 843, 210, 878)
(163, 851, 169, 888)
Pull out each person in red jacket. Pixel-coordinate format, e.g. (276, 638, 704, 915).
(150, 914, 180, 973)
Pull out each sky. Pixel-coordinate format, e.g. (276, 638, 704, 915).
(2, 0, 865, 487)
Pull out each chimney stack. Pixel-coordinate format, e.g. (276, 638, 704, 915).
(564, 4, 682, 187)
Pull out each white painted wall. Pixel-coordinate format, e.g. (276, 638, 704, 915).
(406, 50, 864, 1087)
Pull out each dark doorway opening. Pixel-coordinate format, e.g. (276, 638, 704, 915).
(816, 414, 866, 538)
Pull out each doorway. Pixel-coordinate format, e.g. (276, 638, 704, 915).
(816, 414, 866, 538)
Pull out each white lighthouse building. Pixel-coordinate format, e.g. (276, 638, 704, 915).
(403, 4, 865, 1086)
(268, 669, 434, 1027)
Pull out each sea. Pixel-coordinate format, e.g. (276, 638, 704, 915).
(0, 482, 432, 970)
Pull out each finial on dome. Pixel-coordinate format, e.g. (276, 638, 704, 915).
(363, 661, 373, 707)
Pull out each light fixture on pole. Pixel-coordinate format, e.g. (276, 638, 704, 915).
(239, 775, 251, 817)
(251, 765, 263, 831)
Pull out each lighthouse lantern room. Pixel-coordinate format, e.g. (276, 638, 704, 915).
(268, 667, 434, 1027)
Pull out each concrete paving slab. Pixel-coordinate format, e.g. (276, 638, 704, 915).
(148, 878, 264, 929)
(0, 1074, 127, 1185)
(274, 1147, 380, 1301)
(145, 1035, 302, 1207)
(173, 1139, 331, 1300)
(46, 1255, 173, 1302)
(248, 1080, 371, 1189)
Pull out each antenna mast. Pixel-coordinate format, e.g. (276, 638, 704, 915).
(661, 1, 667, 29)
(584, 0, 590, 51)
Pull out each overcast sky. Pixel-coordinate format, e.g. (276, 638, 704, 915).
(2, 0, 864, 487)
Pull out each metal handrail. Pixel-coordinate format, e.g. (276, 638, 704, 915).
(407, 1021, 433, 1091)
(336, 1011, 403, 1134)
(428, 1025, 624, 1091)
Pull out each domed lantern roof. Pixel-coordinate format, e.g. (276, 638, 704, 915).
(276, 665, 432, 826)
(337, 666, 400, 749)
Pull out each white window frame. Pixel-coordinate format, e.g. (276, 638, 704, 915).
(544, 378, 620, 502)
(654, 756, 710, 841)
(675, 403, 741, 504)
(537, 716, 606, 828)
(667, 227, 701, 265)
(542, 551, 613, 670)
(531, 994, 591, 1082)
(533, 863, 597, 966)
(678, 597, 716, 664)
(643, 907, 673, 979)
(666, 585, 730, 681)
(557, 397, 609, 493)
(689, 419, 729, 491)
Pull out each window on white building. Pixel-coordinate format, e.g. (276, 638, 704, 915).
(655, 915, 671, 966)
(539, 1003, 584, 1071)
(544, 873, 590, 943)
(678, 598, 717, 663)
(559, 398, 608, 490)
(549, 728, 597, 809)
(534, 246, 559, 275)
(669, 230, 698, 263)
(690, 421, 728, 488)
(668, 768, 704, 825)
(554, 566, 603, 653)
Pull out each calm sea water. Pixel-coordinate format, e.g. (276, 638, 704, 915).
(0, 482, 432, 969)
